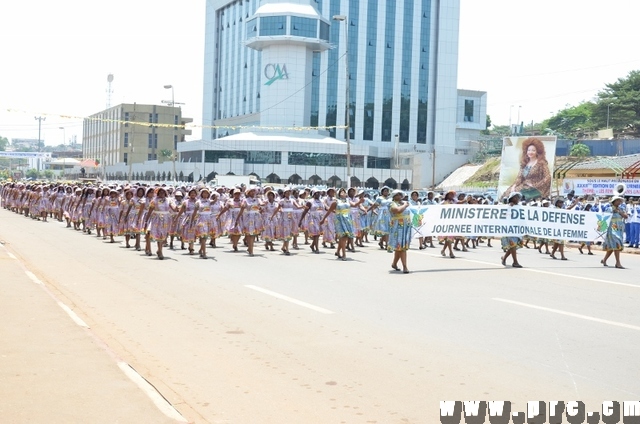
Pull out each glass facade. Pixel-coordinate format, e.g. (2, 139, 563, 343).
(381, 0, 396, 142)
(260, 16, 286, 36)
(290, 17, 318, 38)
(203, 150, 282, 164)
(464, 99, 474, 122)
(417, 0, 431, 144)
(210, 0, 438, 146)
(288, 152, 364, 168)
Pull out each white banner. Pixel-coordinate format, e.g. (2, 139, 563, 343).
(410, 204, 610, 242)
(562, 178, 640, 196)
(0, 151, 51, 159)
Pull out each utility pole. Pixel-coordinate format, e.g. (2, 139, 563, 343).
(128, 103, 136, 183)
(35, 116, 46, 172)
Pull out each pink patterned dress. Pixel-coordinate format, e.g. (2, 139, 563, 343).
(241, 197, 263, 236)
(277, 197, 298, 242)
(226, 198, 244, 236)
(195, 199, 214, 239)
(321, 196, 337, 244)
(261, 199, 280, 242)
(147, 197, 172, 242)
(306, 198, 325, 237)
(103, 196, 121, 237)
(180, 198, 198, 244)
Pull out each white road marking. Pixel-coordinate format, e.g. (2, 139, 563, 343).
(7, 252, 17, 259)
(415, 250, 640, 288)
(493, 298, 640, 331)
(117, 362, 188, 423)
(24, 271, 44, 286)
(57, 302, 90, 328)
(245, 285, 335, 314)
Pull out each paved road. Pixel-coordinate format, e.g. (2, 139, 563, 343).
(1, 209, 639, 423)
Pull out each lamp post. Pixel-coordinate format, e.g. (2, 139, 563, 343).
(59, 127, 66, 178)
(164, 84, 178, 182)
(35, 116, 46, 171)
(333, 14, 351, 187)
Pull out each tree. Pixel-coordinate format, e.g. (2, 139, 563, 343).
(546, 102, 595, 138)
(569, 143, 590, 157)
(593, 70, 640, 135)
(0, 136, 8, 151)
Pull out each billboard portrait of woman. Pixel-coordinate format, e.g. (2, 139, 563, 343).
(500, 137, 555, 200)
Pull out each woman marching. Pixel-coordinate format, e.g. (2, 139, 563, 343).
(500, 192, 524, 268)
(144, 187, 172, 260)
(119, 189, 136, 248)
(168, 190, 185, 250)
(549, 198, 568, 260)
(536, 199, 551, 254)
(321, 187, 337, 249)
(261, 189, 280, 251)
(388, 189, 412, 273)
(578, 203, 595, 255)
(193, 188, 215, 259)
(217, 188, 244, 252)
(371, 186, 392, 250)
(270, 187, 297, 255)
(103, 189, 121, 243)
(439, 191, 457, 258)
(601, 195, 628, 269)
(236, 186, 263, 256)
(137, 187, 156, 256)
(320, 188, 361, 261)
(299, 189, 325, 254)
(176, 188, 199, 254)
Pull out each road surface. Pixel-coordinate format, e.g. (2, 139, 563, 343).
(1, 209, 639, 423)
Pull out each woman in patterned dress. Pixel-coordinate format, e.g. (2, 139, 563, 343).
(137, 188, 156, 256)
(536, 199, 551, 254)
(217, 189, 244, 252)
(270, 188, 297, 255)
(347, 187, 363, 250)
(439, 191, 457, 259)
(126, 187, 147, 251)
(176, 188, 199, 254)
(577, 203, 595, 255)
(601, 196, 628, 268)
(261, 190, 280, 251)
(299, 189, 325, 254)
(80, 187, 96, 233)
(144, 187, 172, 260)
(103, 189, 121, 243)
(549, 198, 568, 260)
(321, 188, 337, 249)
(119, 189, 135, 248)
(236, 186, 263, 256)
(193, 188, 214, 259)
(500, 192, 524, 268)
(320, 188, 362, 261)
(168, 190, 184, 250)
(388, 189, 412, 273)
(371, 186, 392, 250)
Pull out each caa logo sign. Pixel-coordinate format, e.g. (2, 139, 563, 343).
(264, 64, 289, 86)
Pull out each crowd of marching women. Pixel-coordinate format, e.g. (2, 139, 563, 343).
(1, 181, 638, 271)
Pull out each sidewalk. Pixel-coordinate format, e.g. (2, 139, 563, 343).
(566, 242, 640, 255)
(0, 243, 181, 424)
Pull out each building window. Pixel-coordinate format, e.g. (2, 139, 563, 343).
(291, 17, 317, 38)
(174, 135, 178, 150)
(124, 112, 129, 127)
(319, 22, 329, 41)
(124, 133, 129, 147)
(148, 134, 153, 148)
(124, 152, 128, 164)
(174, 115, 178, 125)
(203, 150, 282, 164)
(148, 113, 153, 123)
(259, 16, 286, 36)
(153, 133, 158, 149)
(288, 152, 365, 168)
(464, 99, 474, 122)
(148, 153, 153, 161)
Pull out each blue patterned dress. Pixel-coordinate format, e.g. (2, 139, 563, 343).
(373, 196, 391, 236)
(334, 199, 355, 239)
(603, 208, 624, 251)
(388, 201, 412, 252)
(501, 204, 523, 251)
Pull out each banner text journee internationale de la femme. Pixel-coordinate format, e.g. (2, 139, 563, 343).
(409, 205, 610, 242)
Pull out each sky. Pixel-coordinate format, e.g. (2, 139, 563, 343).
(1, 0, 639, 147)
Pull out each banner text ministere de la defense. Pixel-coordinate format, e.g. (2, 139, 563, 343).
(412, 205, 609, 242)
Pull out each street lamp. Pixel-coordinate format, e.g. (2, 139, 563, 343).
(333, 14, 351, 186)
(164, 84, 180, 182)
(163, 84, 174, 107)
(59, 127, 66, 178)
